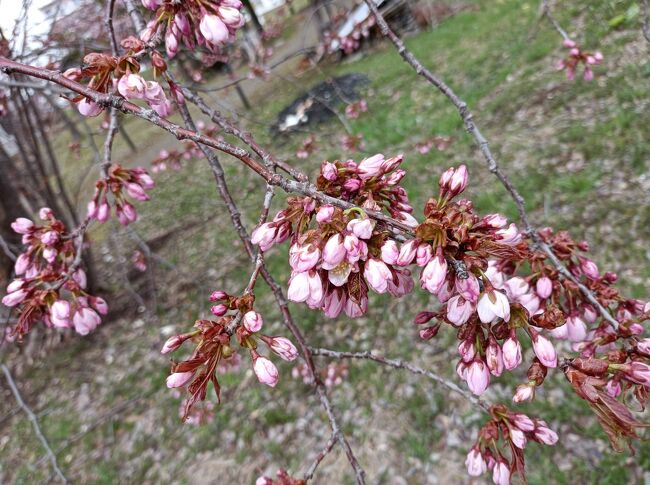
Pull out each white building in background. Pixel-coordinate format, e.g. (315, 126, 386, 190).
(251, 0, 287, 18)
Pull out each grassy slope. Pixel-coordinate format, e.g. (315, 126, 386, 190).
(2, 0, 649, 483)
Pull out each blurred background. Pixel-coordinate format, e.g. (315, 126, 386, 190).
(0, 0, 649, 483)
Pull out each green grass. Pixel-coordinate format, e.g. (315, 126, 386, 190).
(4, 0, 650, 483)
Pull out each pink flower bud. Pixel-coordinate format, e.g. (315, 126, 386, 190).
(161, 335, 186, 354)
(166, 371, 194, 388)
(446, 295, 474, 326)
(482, 213, 508, 229)
(536, 276, 553, 299)
(289, 243, 320, 273)
(87, 199, 98, 219)
(637, 338, 650, 356)
(563, 38, 576, 48)
(200, 14, 229, 45)
(580, 258, 599, 280)
(380, 240, 399, 265)
(625, 361, 650, 386)
(566, 315, 587, 342)
(322, 234, 346, 268)
(485, 336, 504, 376)
(531, 331, 557, 368)
(251, 223, 277, 251)
(2, 288, 28, 307)
(583, 67, 594, 81)
(117, 73, 147, 100)
(321, 162, 337, 181)
(316, 205, 335, 224)
(78, 98, 102, 117)
(438, 167, 455, 191)
(458, 339, 476, 363)
(6, 279, 25, 293)
(253, 355, 279, 387)
(90, 296, 109, 315)
(125, 182, 149, 201)
(14, 253, 30, 275)
(448, 164, 468, 196)
(380, 154, 403, 173)
(420, 249, 447, 295)
(533, 421, 558, 445)
(174, 12, 191, 35)
(396, 240, 418, 266)
(210, 304, 228, 316)
(511, 413, 535, 432)
(495, 223, 521, 245)
(456, 273, 480, 303)
(11, 218, 33, 234)
(465, 447, 487, 477)
(72, 307, 101, 335)
(73, 268, 87, 289)
(165, 29, 178, 58)
(466, 359, 490, 395)
(363, 258, 391, 294)
(218, 6, 244, 27)
(50, 300, 71, 327)
(502, 332, 522, 370)
(357, 153, 385, 179)
(347, 218, 374, 240)
(492, 460, 510, 485)
(419, 325, 440, 340)
(209, 290, 228, 301)
(477, 290, 510, 323)
(605, 379, 621, 398)
(141, 0, 161, 10)
(509, 426, 527, 449)
(267, 336, 298, 361)
(40, 230, 59, 246)
(415, 243, 433, 267)
(243, 311, 263, 333)
(513, 384, 534, 403)
(97, 200, 110, 222)
(414, 311, 435, 325)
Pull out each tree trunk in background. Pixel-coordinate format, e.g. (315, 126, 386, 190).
(242, 0, 265, 34)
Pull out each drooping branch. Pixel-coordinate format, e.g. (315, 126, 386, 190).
(541, 0, 571, 40)
(2, 364, 69, 485)
(309, 347, 491, 413)
(361, 0, 620, 331)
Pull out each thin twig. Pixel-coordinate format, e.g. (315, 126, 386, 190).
(303, 433, 337, 481)
(362, 0, 620, 331)
(309, 347, 490, 412)
(541, 0, 571, 40)
(2, 364, 69, 484)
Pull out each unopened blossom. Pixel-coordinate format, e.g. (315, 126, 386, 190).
(531, 331, 557, 368)
(322, 234, 346, 268)
(166, 371, 194, 388)
(509, 426, 527, 449)
(364, 257, 392, 294)
(566, 315, 587, 342)
(580, 258, 599, 280)
(624, 362, 650, 387)
(253, 355, 279, 387)
(316, 205, 334, 223)
(50, 300, 71, 327)
(1, 288, 28, 307)
(78, 98, 102, 117)
(448, 164, 468, 197)
(420, 249, 447, 294)
(495, 223, 521, 245)
(512, 413, 535, 432)
(117, 73, 147, 100)
(513, 383, 535, 403)
(534, 421, 559, 445)
(161, 334, 187, 354)
(536, 276, 553, 299)
(637, 338, 650, 356)
(210, 304, 228, 316)
(456, 274, 480, 303)
(289, 243, 320, 272)
(502, 332, 522, 370)
(251, 223, 276, 251)
(200, 14, 229, 45)
(458, 339, 476, 363)
(396, 240, 418, 266)
(465, 448, 487, 477)
(347, 218, 374, 239)
(72, 307, 101, 335)
(415, 243, 433, 267)
(380, 240, 399, 265)
(477, 290, 510, 323)
(11, 218, 33, 234)
(266, 336, 298, 361)
(357, 153, 384, 179)
(492, 460, 510, 485)
(485, 336, 504, 376)
(466, 358, 490, 395)
(243, 311, 263, 333)
(447, 296, 474, 326)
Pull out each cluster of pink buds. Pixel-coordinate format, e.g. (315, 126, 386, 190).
(163, 290, 299, 420)
(86, 164, 154, 226)
(466, 405, 558, 484)
(2, 209, 107, 339)
(340, 133, 365, 153)
(556, 39, 603, 81)
(345, 99, 368, 119)
(256, 469, 304, 485)
(291, 361, 348, 387)
(251, 153, 416, 318)
(296, 135, 317, 159)
(117, 71, 173, 117)
(140, 0, 245, 58)
(414, 135, 453, 154)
